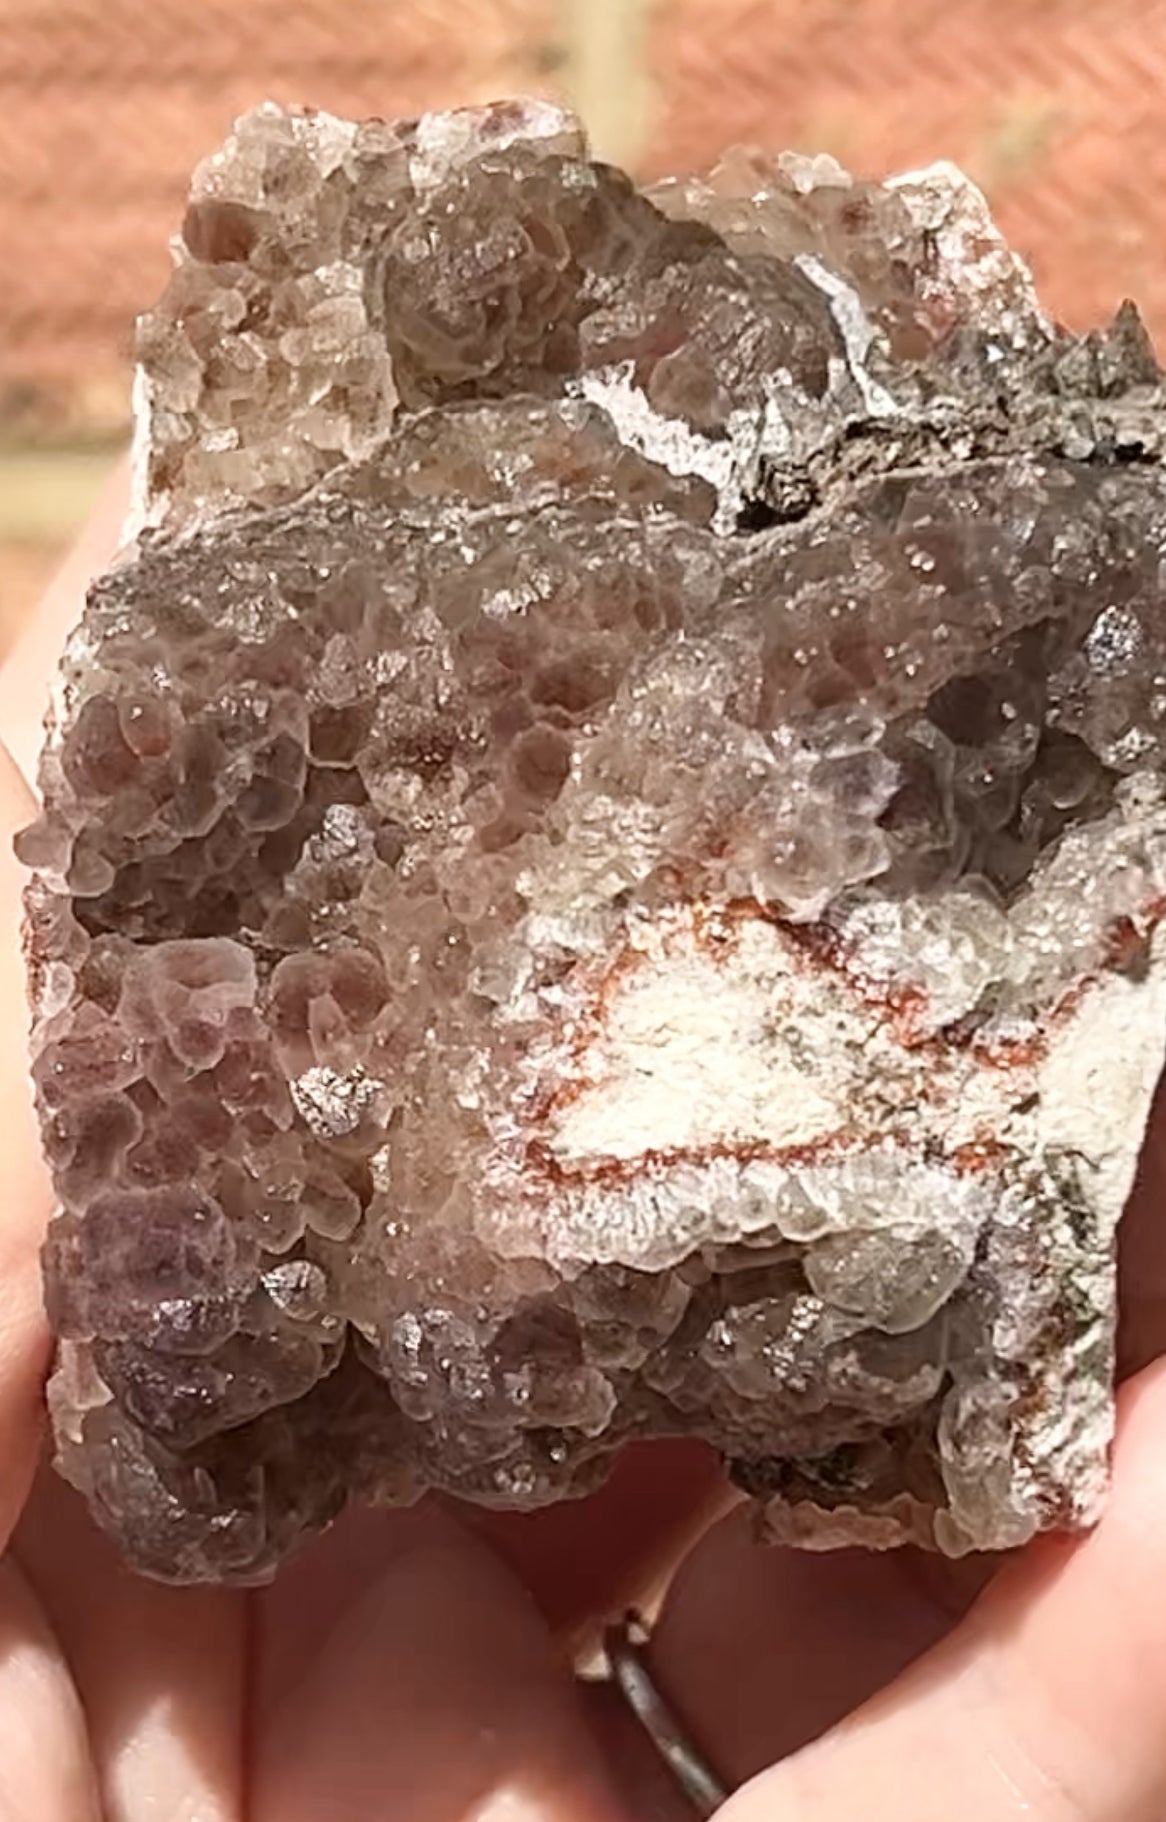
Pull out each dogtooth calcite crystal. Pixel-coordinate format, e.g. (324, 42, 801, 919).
(18, 97, 1166, 1582)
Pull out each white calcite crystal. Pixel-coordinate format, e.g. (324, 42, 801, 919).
(19, 99, 1166, 1582)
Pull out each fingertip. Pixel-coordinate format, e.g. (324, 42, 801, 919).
(0, 1559, 100, 1820)
(0, 448, 129, 789)
(0, 739, 50, 1548)
(253, 1522, 627, 1822)
(1117, 1076, 1166, 1377)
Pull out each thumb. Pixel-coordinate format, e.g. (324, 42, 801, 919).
(719, 1359, 1166, 1822)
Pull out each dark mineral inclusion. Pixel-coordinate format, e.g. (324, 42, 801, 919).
(19, 99, 1166, 1583)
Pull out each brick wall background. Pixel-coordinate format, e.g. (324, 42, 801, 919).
(3, 0, 1166, 645)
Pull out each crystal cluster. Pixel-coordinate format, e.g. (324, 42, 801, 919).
(20, 99, 1166, 1582)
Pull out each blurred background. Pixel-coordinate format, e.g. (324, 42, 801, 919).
(3, 0, 1165, 651)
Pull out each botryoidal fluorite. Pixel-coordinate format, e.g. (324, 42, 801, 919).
(19, 99, 1166, 1583)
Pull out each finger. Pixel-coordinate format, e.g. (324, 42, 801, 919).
(684, 1360, 1166, 1822)
(0, 743, 51, 1550)
(1117, 1068, 1166, 1377)
(253, 1511, 629, 1822)
(627, 1513, 993, 1791)
(0, 1556, 100, 1820)
(12, 1466, 245, 1822)
(0, 451, 129, 789)
(581, 1677, 704, 1822)
(254, 1497, 448, 1720)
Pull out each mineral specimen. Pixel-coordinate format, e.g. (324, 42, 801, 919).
(19, 98, 1166, 1584)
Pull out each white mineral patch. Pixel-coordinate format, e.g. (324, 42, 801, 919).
(551, 916, 850, 1163)
(579, 362, 738, 494)
(887, 160, 1051, 345)
(1035, 920, 1166, 1230)
(411, 97, 584, 192)
(794, 254, 900, 417)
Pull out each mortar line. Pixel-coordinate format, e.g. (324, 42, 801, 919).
(562, 0, 654, 167)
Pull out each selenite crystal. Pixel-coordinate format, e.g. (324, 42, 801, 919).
(19, 99, 1166, 1583)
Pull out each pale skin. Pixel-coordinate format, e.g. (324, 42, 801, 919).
(1, 469, 1166, 1822)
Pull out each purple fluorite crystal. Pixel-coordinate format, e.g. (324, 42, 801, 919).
(19, 100, 1166, 1582)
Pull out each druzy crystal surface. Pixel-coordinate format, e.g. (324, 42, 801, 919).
(21, 100, 1166, 1582)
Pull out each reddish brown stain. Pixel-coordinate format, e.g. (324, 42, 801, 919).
(525, 1125, 904, 1191)
(951, 1136, 1010, 1175)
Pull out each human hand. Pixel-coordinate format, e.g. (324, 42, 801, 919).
(1, 472, 1165, 1822)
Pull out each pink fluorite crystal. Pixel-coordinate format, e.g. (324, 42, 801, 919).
(20, 99, 1166, 1581)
